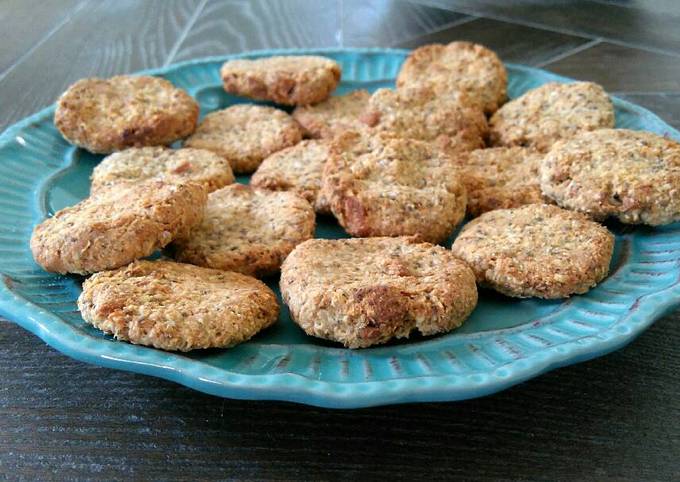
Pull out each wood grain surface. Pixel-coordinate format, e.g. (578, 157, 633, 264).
(0, 0, 199, 131)
(173, 0, 340, 63)
(1, 1, 678, 480)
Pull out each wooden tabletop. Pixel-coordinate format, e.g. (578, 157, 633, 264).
(1, 1, 679, 480)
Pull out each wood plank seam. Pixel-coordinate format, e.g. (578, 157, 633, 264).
(534, 38, 603, 68)
(417, 2, 680, 59)
(164, 0, 210, 67)
(390, 15, 478, 47)
(0, 0, 91, 83)
(337, 0, 344, 46)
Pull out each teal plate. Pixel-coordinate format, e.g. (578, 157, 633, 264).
(1, 48, 679, 408)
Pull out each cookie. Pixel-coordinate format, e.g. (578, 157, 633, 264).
(451, 204, 614, 299)
(457, 147, 547, 217)
(220, 55, 341, 105)
(360, 86, 487, 154)
(540, 129, 680, 225)
(322, 131, 466, 243)
(78, 260, 279, 352)
(292, 89, 370, 139)
(489, 82, 615, 151)
(54, 75, 199, 154)
(91, 146, 234, 194)
(250, 139, 331, 213)
(280, 237, 478, 348)
(396, 41, 507, 114)
(173, 184, 315, 277)
(30, 180, 207, 275)
(184, 105, 302, 174)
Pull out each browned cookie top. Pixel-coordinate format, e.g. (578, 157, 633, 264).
(31, 180, 207, 275)
(220, 55, 341, 105)
(292, 89, 370, 139)
(396, 41, 507, 114)
(360, 86, 487, 155)
(489, 81, 615, 152)
(540, 129, 680, 225)
(456, 147, 547, 217)
(173, 184, 315, 277)
(280, 237, 478, 348)
(184, 105, 302, 174)
(451, 204, 614, 299)
(55, 75, 199, 153)
(322, 131, 467, 243)
(91, 146, 234, 194)
(251, 139, 331, 213)
(78, 260, 279, 352)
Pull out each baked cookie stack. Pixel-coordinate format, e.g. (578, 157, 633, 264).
(31, 44, 680, 351)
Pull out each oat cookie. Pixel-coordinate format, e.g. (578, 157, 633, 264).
(292, 89, 370, 138)
(322, 131, 467, 243)
(91, 147, 234, 194)
(54, 75, 199, 154)
(540, 129, 680, 225)
(31, 180, 207, 275)
(78, 260, 279, 352)
(457, 147, 547, 217)
(184, 105, 302, 174)
(220, 55, 341, 106)
(451, 204, 614, 299)
(489, 82, 614, 151)
(360, 87, 487, 154)
(250, 140, 331, 213)
(280, 237, 478, 348)
(173, 184, 315, 277)
(396, 41, 507, 114)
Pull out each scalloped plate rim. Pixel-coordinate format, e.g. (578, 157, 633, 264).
(1, 47, 679, 409)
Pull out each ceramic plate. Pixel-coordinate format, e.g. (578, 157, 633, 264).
(1, 48, 679, 409)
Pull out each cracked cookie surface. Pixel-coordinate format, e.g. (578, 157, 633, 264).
(78, 260, 279, 352)
(322, 131, 467, 243)
(55, 75, 199, 154)
(280, 237, 478, 348)
(184, 105, 302, 174)
(251, 140, 331, 213)
(451, 204, 614, 299)
(489, 81, 614, 152)
(173, 184, 315, 277)
(360, 86, 487, 155)
(292, 89, 370, 139)
(540, 129, 680, 225)
(91, 146, 234, 194)
(220, 55, 341, 105)
(31, 180, 207, 275)
(456, 147, 547, 217)
(396, 41, 507, 114)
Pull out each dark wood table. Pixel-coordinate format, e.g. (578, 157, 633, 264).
(2, 1, 679, 480)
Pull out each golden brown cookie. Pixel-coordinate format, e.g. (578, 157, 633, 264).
(173, 184, 315, 277)
(451, 204, 614, 299)
(184, 105, 302, 174)
(322, 131, 466, 243)
(250, 139, 331, 213)
(396, 41, 507, 114)
(91, 147, 234, 194)
(31, 180, 207, 275)
(292, 89, 370, 138)
(220, 55, 341, 105)
(360, 86, 487, 155)
(457, 147, 547, 217)
(280, 237, 478, 348)
(54, 75, 199, 154)
(489, 82, 615, 151)
(78, 260, 279, 352)
(540, 129, 680, 225)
